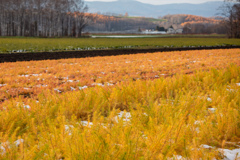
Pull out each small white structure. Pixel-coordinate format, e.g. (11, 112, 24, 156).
(167, 28, 183, 34)
(142, 30, 166, 34)
(175, 28, 183, 34)
(167, 28, 175, 34)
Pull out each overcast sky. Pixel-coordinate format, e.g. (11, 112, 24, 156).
(85, 0, 222, 5)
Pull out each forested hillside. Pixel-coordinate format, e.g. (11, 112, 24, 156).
(85, 14, 226, 34)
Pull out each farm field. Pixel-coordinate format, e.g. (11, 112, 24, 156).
(0, 49, 240, 103)
(0, 37, 240, 53)
(0, 49, 240, 159)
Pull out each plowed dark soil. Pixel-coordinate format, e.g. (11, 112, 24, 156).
(1, 46, 240, 63)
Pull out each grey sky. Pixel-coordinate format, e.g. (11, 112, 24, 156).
(85, 0, 222, 5)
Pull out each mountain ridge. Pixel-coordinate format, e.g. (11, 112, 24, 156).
(85, 0, 224, 17)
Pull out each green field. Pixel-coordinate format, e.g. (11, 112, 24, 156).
(0, 37, 240, 53)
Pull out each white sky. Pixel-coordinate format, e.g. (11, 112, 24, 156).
(85, 0, 222, 5)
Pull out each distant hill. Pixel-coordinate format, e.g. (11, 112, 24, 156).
(85, 0, 224, 18)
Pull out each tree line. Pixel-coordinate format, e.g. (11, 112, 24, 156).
(0, 0, 92, 37)
(221, 0, 240, 38)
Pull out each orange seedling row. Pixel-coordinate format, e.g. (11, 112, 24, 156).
(0, 49, 240, 104)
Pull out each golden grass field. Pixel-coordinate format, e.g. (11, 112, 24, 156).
(0, 49, 240, 159)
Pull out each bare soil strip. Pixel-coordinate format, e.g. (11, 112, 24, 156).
(1, 46, 240, 63)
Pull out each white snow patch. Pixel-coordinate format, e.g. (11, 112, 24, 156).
(208, 108, 216, 113)
(19, 74, 30, 77)
(0, 139, 24, 155)
(201, 144, 240, 160)
(227, 89, 236, 92)
(31, 74, 42, 77)
(81, 121, 93, 127)
(115, 111, 131, 123)
(65, 125, 74, 131)
(143, 113, 148, 116)
(106, 83, 114, 86)
(207, 97, 212, 102)
(92, 83, 104, 87)
(194, 121, 204, 125)
(79, 86, 88, 90)
(67, 80, 74, 83)
(36, 84, 48, 88)
(220, 148, 240, 160)
(201, 144, 214, 149)
(23, 105, 31, 109)
(14, 139, 24, 146)
(17, 102, 31, 110)
(169, 155, 186, 160)
(54, 89, 62, 93)
(70, 87, 76, 91)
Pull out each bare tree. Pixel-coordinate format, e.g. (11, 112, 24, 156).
(0, 0, 91, 37)
(220, 0, 240, 38)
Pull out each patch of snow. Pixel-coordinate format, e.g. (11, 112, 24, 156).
(220, 148, 240, 160)
(194, 121, 204, 125)
(92, 83, 104, 87)
(207, 97, 212, 102)
(67, 80, 74, 83)
(208, 108, 216, 113)
(54, 89, 62, 93)
(31, 74, 42, 77)
(169, 155, 186, 160)
(143, 113, 148, 116)
(23, 105, 31, 109)
(115, 111, 131, 123)
(227, 89, 236, 92)
(70, 87, 76, 91)
(0, 139, 24, 155)
(81, 121, 93, 127)
(65, 125, 74, 131)
(106, 83, 114, 86)
(79, 86, 88, 90)
(201, 144, 240, 159)
(195, 127, 200, 133)
(17, 102, 30, 110)
(19, 75, 30, 77)
(201, 144, 214, 149)
(15, 139, 24, 146)
(36, 84, 48, 88)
